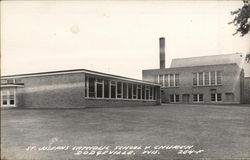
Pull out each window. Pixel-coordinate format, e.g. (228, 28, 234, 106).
(169, 94, 179, 103)
(88, 77, 96, 97)
(137, 85, 142, 99)
(211, 71, 216, 85)
(96, 79, 103, 98)
(205, 72, 209, 85)
(2, 91, 8, 105)
(175, 74, 179, 87)
(159, 75, 163, 86)
(217, 71, 222, 85)
(9, 90, 15, 105)
(211, 93, 222, 102)
(170, 74, 174, 87)
(1, 89, 15, 107)
(150, 87, 153, 100)
(199, 94, 203, 102)
(170, 94, 175, 103)
(193, 73, 197, 86)
(122, 83, 127, 99)
(153, 88, 157, 100)
(217, 93, 222, 101)
(111, 81, 116, 98)
(193, 94, 203, 102)
(104, 80, 110, 98)
(198, 72, 203, 86)
(175, 95, 180, 102)
(164, 74, 169, 87)
(128, 84, 132, 99)
(193, 94, 198, 102)
(1, 79, 7, 84)
(117, 82, 122, 98)
(146, 86, 150, 100)
(133, 84, 137, 99)
(142, 85, 145, 100)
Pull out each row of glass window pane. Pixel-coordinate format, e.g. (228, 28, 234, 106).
(85, 76, 157, 100)
(155, 74, 179, 87)
(193, 71, 222, 86)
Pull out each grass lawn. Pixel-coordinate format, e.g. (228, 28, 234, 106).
(1, 104, 250, 160)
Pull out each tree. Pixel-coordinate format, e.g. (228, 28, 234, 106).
(229, 0, 250, 62)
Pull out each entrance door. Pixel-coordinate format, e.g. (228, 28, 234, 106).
(1, 89, 16, 107)
(182, 94, 190, 103)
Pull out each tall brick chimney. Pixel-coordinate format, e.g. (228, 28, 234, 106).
(159, 37, 165, 69)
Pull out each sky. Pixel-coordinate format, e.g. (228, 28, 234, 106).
(1, 0, 249, 79)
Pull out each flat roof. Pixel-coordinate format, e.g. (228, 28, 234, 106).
(143, 63, 240, 72)
(1, 69, 160, 86)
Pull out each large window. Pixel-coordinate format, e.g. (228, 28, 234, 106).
(211, 71, 216, 85)
(150, 87, 153, 100)
(122, 83, 127, 99)
(142, 85, 145, 100)
(170, 74, 174, 87)
(96, 79, 103, 98)
(175, 74, 179, 87)
(193, 71, 222, 86)
(146, 86, 150, 100)
(193, 73, 197, 86)
(164, 74, 169, 87)
(137, 85, 142, 99)
(159, 75, 163, 86)
(128, 84, 132, 99)
(198, 72, 203, 86)
(88, 77, 95, 97)
(205, 72, 209, 85)
(111, 81, 116, 98)
(133, 84, 137, 99)
(104, 80, 110, 98)
(117, 82, 122, 98)
(84, 75, 157, 101)
(217, 71, 222, 85)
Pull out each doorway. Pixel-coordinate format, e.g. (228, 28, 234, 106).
(182, 94, 190, 103)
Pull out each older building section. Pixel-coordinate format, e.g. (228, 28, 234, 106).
(142, 37, 249, 104)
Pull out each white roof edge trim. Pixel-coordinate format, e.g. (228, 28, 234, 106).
(1, 70, 160, 86)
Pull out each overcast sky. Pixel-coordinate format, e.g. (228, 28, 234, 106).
(1, 1, 249, 79)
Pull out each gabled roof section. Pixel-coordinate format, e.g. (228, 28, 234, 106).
(170, 53, 245, 68)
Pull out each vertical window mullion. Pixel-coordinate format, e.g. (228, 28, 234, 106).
(173, 74, 176, 87)
(102, 80, 104, 98)
(215, 71, 217, 85)
(203, 72, 205, 86)
(197, 72, 199, 86)
(209, 72, 211, 85)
